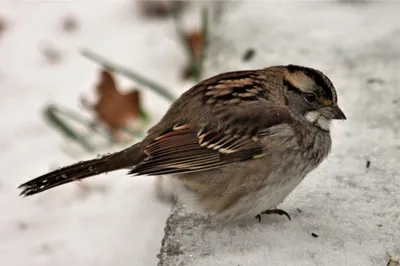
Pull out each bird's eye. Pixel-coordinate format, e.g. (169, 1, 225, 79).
(304, 93, 316, 103)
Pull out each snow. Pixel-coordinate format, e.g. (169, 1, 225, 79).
(0, 1, 202, 265)
(158, 1, 400, 266)
(1, 1, 400, 266)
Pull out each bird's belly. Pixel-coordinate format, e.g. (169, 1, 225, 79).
(216, 172, 306, 221)
(171, 149, 322, 222)
(171, 169, 307, 222)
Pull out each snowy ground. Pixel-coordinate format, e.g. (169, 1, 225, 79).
(158, 1, 400, 266)
(0, 1, 200, 265)
(1, 1, 400, 266)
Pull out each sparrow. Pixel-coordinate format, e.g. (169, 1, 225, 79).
(18, 64, 346, 222)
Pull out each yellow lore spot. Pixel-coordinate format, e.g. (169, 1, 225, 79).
(321, 97, 333, 105)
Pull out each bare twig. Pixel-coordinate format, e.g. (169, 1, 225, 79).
(43, 104, 145, 152)
(80, 49, 176, 102)
(43, 104, 95, 152)
(171, 2, 199, 80)
(172, 4, 209, 82)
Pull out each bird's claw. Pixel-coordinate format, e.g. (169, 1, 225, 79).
(256, 208, 291, 223)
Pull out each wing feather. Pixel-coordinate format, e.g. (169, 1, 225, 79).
(130, 106, 293, 176)
(130, 73, 294, 176)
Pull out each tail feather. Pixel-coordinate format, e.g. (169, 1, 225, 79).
(18, 144, 141, 197)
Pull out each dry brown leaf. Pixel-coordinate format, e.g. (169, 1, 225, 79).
(92, 70, 142, 135)
(182, 30, 205, 79)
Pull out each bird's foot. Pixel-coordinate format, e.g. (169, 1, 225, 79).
(256, 208, 291, 223)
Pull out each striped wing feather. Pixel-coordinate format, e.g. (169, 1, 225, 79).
(130, 105, 293, 176)
(129, 124, 263, 176)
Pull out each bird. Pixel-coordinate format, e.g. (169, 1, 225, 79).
(18, 64, 346, 222)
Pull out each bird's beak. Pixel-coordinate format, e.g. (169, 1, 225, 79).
(331, 105, 346, 120)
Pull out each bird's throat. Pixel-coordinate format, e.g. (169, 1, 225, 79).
(305, 111, 330, 131)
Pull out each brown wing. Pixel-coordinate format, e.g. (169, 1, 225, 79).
(129, 103, 294, 176)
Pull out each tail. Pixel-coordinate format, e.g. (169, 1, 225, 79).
(18, 143, 142, 197)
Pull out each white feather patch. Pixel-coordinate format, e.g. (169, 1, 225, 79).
(317, 117, 331, 130)
(305, 111, 330, 130)
(305, 111, 320, 122)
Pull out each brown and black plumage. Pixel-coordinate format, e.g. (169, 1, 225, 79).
(18, 65, 345, 222)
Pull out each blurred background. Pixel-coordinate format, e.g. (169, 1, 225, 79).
(0, 1, 399, 266)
